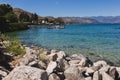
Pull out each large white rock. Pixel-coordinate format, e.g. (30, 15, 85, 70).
(46, 61, 57, 75)
(85, 77, 92, 80)
(64, 66, 85, 80)
(0, 69, 8, 79)
(3, 66, 48, 80)
(93, 71, 100, 80)
(94, 60, 107, 67)
(56, 51, 66, 60)
(70, 54, 88, 67)
(101, 72, 114, 80)
(49, 73, 60, 80)
(17, 47, 38, 66)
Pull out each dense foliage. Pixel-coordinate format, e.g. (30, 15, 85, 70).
(0, 4, 28, 33)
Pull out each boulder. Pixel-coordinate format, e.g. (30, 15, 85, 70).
(28, 60, 39, 67)
(108, 67, 119, 79)
(38, 61, 47, 70)
(93, 71, 101, 80)
(49, 73, 60, 80)
(3, 66, 48, 80)
(48, 52, 58, 61)
(94, 60, 107, 67)
(116, 67, 120, 79)
(69, 60, 80, 67)
(17, 47, 38, 66)
(56, 51, 66, 60)
(101, 72, 114, 80)
(46, 61, 57, 75)
(85, 77, 92, 80)
(64, 66, 85, 80)
(0, 69, 8, 79)
(91, 65, 102, 71)
(56, 59, 69, 72)
(99, 65, 110, 73)
(85, 67, 94, 76)
(70, 54, 88, 67)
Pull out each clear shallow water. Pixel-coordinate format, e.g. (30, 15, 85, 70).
(8, 24, 120, 64)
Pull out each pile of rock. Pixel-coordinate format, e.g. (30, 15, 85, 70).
(0, 37, 120, 80)
(0, 45, 119, 80)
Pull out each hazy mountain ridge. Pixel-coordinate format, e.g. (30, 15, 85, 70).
(60, 17, 99, 24)
(89, 16, 120, 23)
(13, 8, 120, 24)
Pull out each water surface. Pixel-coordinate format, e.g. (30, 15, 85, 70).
(8, 24, 120, 64)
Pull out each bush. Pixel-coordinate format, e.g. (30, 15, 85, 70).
(9, 23, 29, 32)
(6, 40, 25, 56)
(0, 34, 25, 56)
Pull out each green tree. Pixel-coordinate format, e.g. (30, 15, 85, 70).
(0, 4, 13, 16)
(5, 12, 18, 23)
(19, 12, 30, 22)
(31, 13, 38, 23)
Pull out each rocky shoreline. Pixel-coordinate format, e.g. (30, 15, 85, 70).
(0, 40, 120, 80)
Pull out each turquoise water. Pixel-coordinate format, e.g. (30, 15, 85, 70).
(8, 24, 120, 64)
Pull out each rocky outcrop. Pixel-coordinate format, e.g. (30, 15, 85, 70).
(1, 39, 120, 80)
(3, 66, 48, 80)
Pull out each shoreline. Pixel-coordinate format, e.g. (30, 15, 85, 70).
(1, 39, 120, 80)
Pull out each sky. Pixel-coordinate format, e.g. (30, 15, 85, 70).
(0, 0, 120, 17)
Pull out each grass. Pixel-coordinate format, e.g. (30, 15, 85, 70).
(0, 34, 25, 56)
(5, 40, 25, 56)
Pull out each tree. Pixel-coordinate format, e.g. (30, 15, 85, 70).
(0, 4, 13, 16)
(19, 12, 30, 22)
(31, 13, 38, 22)
(5, 12, 18, 23)
(54, 18, 64, 24)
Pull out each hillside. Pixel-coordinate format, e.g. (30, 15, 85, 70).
(13, 8, 120, 24)
(13, 8, 42, 20)
(61, 17, 99, 24)
(90, 16, 120, 24)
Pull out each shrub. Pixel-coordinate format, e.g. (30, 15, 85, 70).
(9, 23, 29, 32)
(6, 40, 25, 56)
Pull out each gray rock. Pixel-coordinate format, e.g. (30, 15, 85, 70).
(101, 72, 114, 80)
(0, 69, 8, 79)
(108, 67, 118, 79)
(64, 66, 85, 80)
(56, 51, 66, 60)
(38, 61, 47, 70)
(17, 47, 38, 66)
(69, 60, 80, 67)
(28, 60, 39, 67)
(85, 67, 94, 76)
(57, 59, 69, 72)
(116, 67, 120, 79)
(99, 65, 110, 73)
(49, 73, 60, 80)
(70, 54, 88, 67)
(85, 77, 92, 80)
(3, 66, 48, 80)
(94, 60, 107, 67)
(46, 61, 57, 75)
(93, 71, 101, 80)
(48, 52, 58, 61)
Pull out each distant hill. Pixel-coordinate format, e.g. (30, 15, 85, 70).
(61, 16, 120, 24)
(13, 8, 120, 24)
(89, 16, 120, 24)
(61, 17, 99, 24)
(13, 8, 42, 20)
